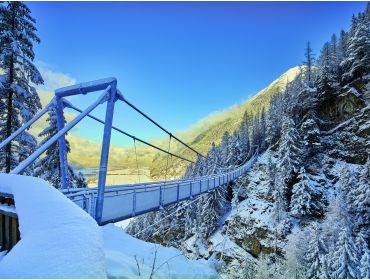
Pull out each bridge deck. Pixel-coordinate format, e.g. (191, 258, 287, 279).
(63, 155, 256, 225)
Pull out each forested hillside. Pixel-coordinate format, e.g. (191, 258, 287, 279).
(127, 4, 370, 278)
(149, 66, 302, 180)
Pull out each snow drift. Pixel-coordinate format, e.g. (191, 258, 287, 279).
(102, 224, 218, 278)
(0, 174, 107, 278)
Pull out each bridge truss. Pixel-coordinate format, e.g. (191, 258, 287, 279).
(0, 78, 258, 225)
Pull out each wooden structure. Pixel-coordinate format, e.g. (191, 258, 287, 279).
(0, 194, 20, 252)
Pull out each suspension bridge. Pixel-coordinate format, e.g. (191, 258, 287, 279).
(0, 78, 258, 246)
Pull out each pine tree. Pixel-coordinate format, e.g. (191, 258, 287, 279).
(197, 186, 227, 239)
(277, 115, 302, 196)
(205, 143, 222, 175)
(352, 159, 370, 228)
(316, 42, 338, 95)
(342, 10, 370, 83)
(266, 94, 284, 147)
(300, 115, 321, 156)
(360, 249, 370, 279)
(193, 154, 206, 177)
(330, 33, 341, 76)
(306, 222, 329, 278)
(330, 225, 359, 279)
(340, 167, 359, 219)
(259, 109, 267, 151)
(0, 2, 44, 173)
(34, 108, 85, 188)
(281, 226, 307, 278)
(290, 167, 323, 217)
(303, 41, 315, 86)
(338, 29, 349, 63)
(238, 119, 250, 158)
(75, 171, 88, 188)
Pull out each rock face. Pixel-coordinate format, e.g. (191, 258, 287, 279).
(320, 78, 370, 164)
(199, 78, 370, 278)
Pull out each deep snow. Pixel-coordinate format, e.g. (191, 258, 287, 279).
(103, 224, 218, 278)
(0, 174, 218, 279)
(0, 174, 107, 278)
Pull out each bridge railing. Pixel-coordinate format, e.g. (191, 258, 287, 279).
(64, 152, 257, 225)
(0, 77, 259, 225)
(0, 78, 120, 224)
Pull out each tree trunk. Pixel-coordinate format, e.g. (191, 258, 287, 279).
(5, 83, 13, 173)
(5, 7, 16, 173)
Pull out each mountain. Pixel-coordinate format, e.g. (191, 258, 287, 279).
(127, 5, 370, 278)
(149, 66, 302, 179)
(65, 67, 302, 182)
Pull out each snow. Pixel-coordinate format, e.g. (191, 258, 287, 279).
(103, 224, 218, 279)
(0, 174, 219, 279)
(0, 203, 16, 215)
(0, 251, 6, 263)
(0, 174, 107, 278)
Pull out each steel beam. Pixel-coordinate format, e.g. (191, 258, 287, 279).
(0, 100, 54, 150)
(11, 88, 110, 175)
(95, 82, 117, 224)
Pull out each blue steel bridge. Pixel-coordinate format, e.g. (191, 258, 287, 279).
(0, 78, 258, 226)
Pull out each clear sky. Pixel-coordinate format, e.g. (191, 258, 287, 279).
(27, 1, 366, 147)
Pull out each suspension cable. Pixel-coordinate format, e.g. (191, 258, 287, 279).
(164, 135, 172, 182)
(134, 194, 204, 238)
(133, 146, 259, 241)
(65, 104, 195, 163)
(118, 96, 207, 159)
(133, 138, 141, 184)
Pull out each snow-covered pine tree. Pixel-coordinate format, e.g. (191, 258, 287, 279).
(259, 109, 267, 152)
(75, 171, 88, 188)
(341, 8, 370, 84)
(340, 167, 359, 217)
(192, 154, 206, 177)
(34, 108, 86, 188)
(316, 42, 338, 96)
(303, 41, 315, 86)
(290, 167, 324, 218)
(276, 114, 303, 197)
(227, 132, 242, 167)
(330, 225, 360, 279)
(305, 222, 329, 278)
(197, 186, 227, 240)
(0, 1, 44, 173)
(352, 159, 370, 229)
(300, 113, 321, 157)
(183, 201, 197, 240)
(329, 33, 341, 77)
(282, 227, 308, 279)
(205, 143, 222, 175)
(250, 116, 262, 154)
(220, 131, 239, 168)
(266, 94, 284, 147)
(184, 162, 194, 179)
(360, 249, 370, 279)
(338, 29, 349, 63)
(238, 119, 250, 158)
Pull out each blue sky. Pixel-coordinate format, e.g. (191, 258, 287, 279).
(28, 1, 366, 147)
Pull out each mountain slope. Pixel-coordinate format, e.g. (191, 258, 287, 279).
(150, 66, 302, 179)
(65, 66, 301, 183)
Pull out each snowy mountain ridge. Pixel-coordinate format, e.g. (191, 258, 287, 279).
(128, 5, 370, 278)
